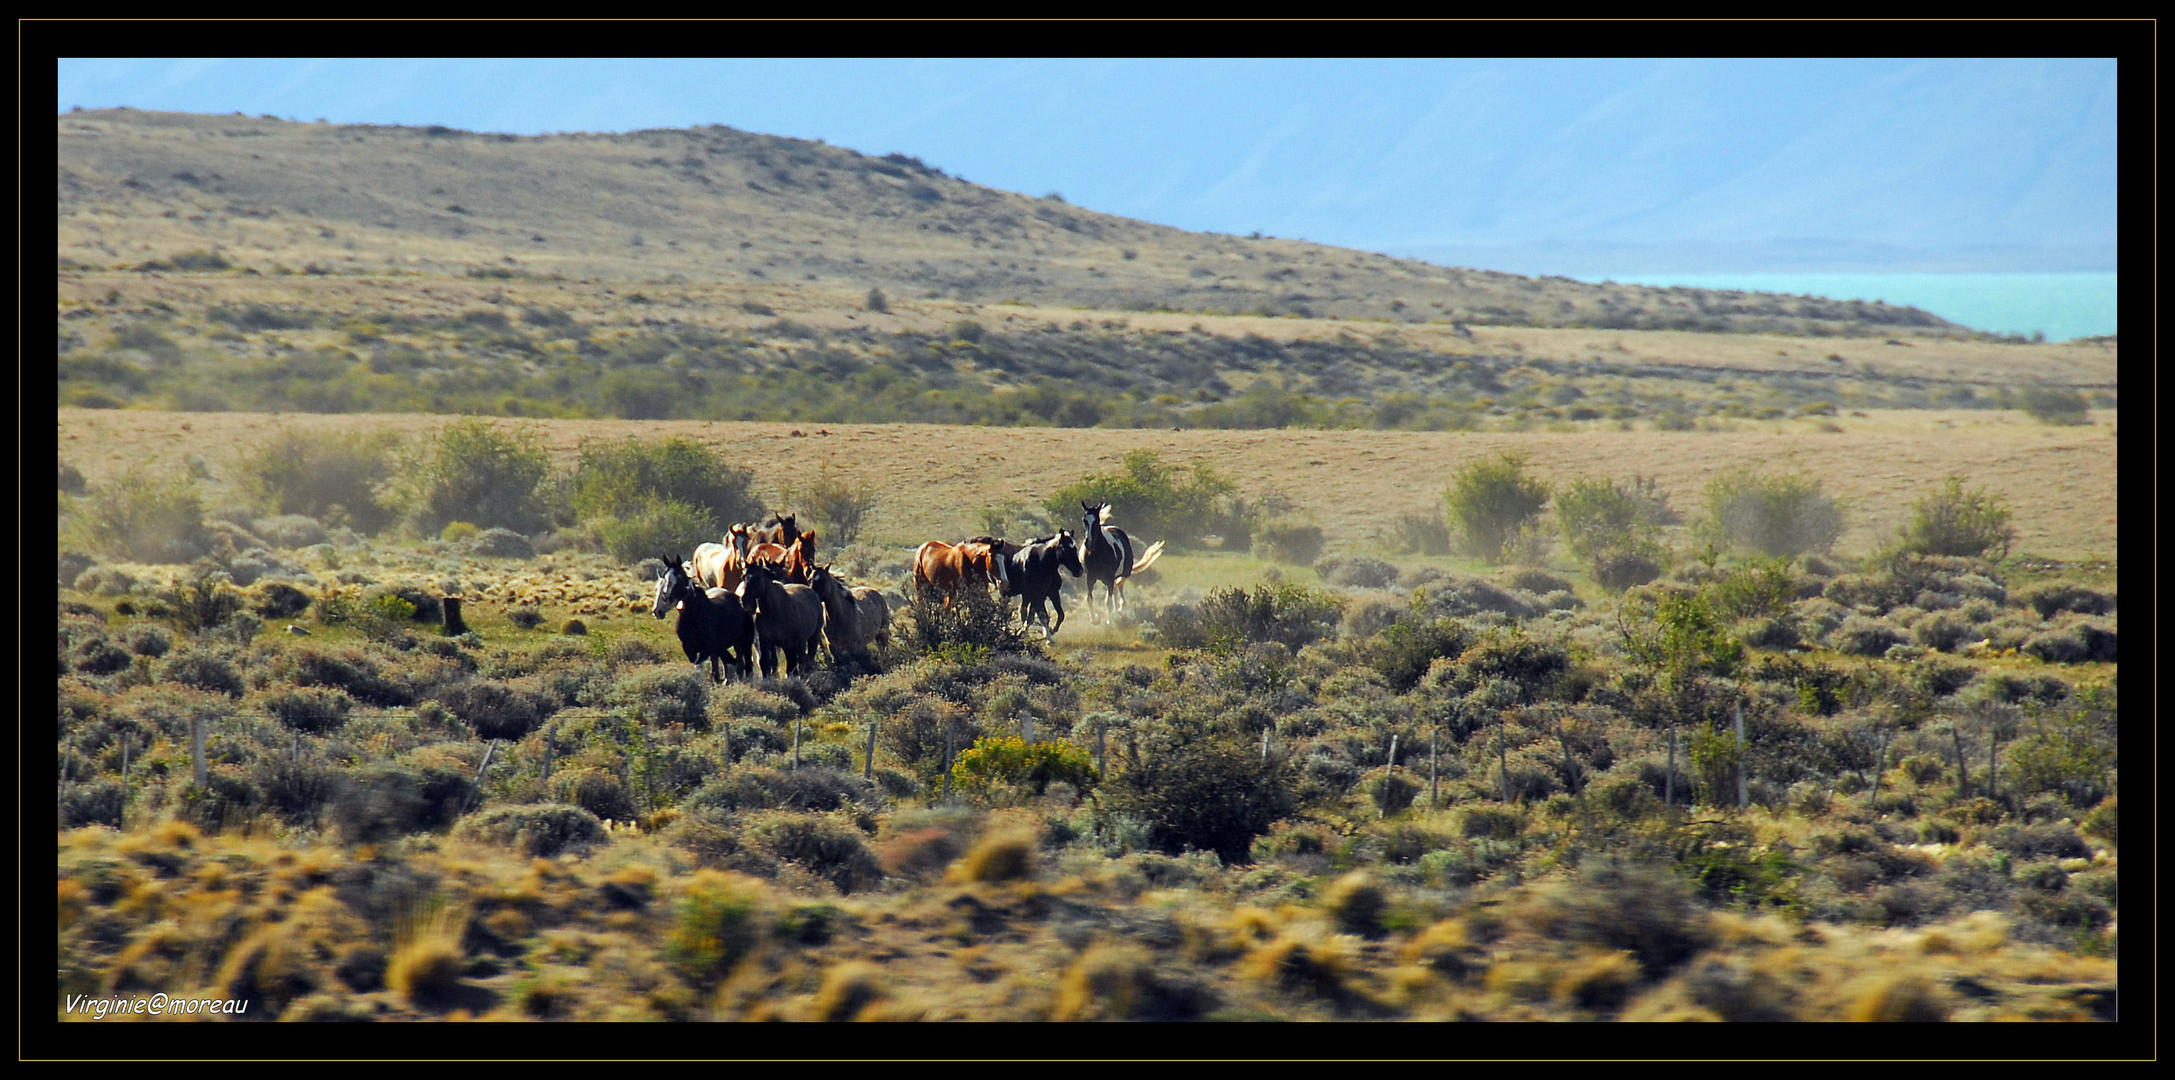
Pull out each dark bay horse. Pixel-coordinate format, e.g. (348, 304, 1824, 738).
(736, 561, 825, 679)
(1079, 502, 1165, 618)
(754, 512, 800, 547)
(1000, 531, 1084, 640)
(654, 553, 754, 682)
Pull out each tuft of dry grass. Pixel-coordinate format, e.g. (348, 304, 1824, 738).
(949, 829, 1037, 884)
(387, 895, 470, 1009)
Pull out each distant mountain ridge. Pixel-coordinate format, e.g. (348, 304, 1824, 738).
(58, 108, 1972, 337)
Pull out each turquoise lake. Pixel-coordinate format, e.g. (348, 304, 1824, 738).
(1577, 272, 2117, 343)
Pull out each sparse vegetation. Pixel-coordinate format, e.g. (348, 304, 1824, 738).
(1443, 453, 1550, 564)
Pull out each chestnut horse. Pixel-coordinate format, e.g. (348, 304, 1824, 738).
(912, 536, 1011, 605)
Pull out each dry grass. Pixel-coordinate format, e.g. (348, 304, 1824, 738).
(59, 406, 2118, 560)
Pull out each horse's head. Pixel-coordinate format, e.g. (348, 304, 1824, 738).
(808, 562, 846, 605)
(795, 530, 818, 559)
(652, 553, 685, 619)
(736, 561, 775, 613)
(728, 523, 751, 558)
(1054, 530, 1084, 577)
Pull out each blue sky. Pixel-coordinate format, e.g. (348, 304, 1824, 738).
(57, 57, 2118, 274)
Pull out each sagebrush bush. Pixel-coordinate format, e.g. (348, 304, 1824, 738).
(1697, 467, 1843, 558)
(1151, 582, 1342, 653)
(1556, 475, 1675, 563)
(236, 429, 399, 534)
(454, 803, 606, 857)
(950, 736, 1098, 801)
(1895, 475, 2015, 560)
(1316, 555, 1399, 589)
(1388, 509, 1452, 556)
(1443, 453, 1550, 563)
(782, 459, 880, 546)
(1046, 450, 1250, 551)
(667, 872, 765, 986)
(261, 685, 352, 735)
(1252, 519, 1325, 565)
(2017, 384, 2090, 426)
(397, 418, 554, 536)
(76, 472, 209, 563)
(748, 811, 882, 893)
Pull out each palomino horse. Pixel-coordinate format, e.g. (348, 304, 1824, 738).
(654, 553, 754, 682)
(691, 523, 753, 592)
(1079, 502, 1165, 618)
(912, 536, 1011, 605)
(808, 563, 891, 666)
(1000, 531, 1084, 640)
(735, 561, 826, 679)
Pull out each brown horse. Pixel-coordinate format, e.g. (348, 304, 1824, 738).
(912, 536, 1011, 605)
(780, 530, 819, 585)
(754, 512, 800, 547)
(809, 563, 891, 666)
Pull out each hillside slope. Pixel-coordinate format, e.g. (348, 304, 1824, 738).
(60, 108, 1968, 337)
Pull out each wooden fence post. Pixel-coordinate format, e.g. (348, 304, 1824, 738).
(865, 721, 878, 781)
(793, 716, 802, 771)
(1096, 720, 1106, 777)
(942, 720, 954, 800)
(1951, 723, 1970, 799)
(1382, 734, 1399, 819)
(1665, 722, 1676, 809)
(442, 595, 469, 637)
(1498, 711, 1512, 805)
(192, 715, 208, 788)
(1735, 701, 1748, 811)
(1429, 728, 1439, 810)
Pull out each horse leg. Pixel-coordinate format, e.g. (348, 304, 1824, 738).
(1048, 592, 1065, 640)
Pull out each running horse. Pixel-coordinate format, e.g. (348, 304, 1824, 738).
(999, 531, 1084, 640)
(911, 536, 1012, 606)
(1078, 502, 1164, 619)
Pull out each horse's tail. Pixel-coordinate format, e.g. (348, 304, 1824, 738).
(1130, 540, 1167, 575)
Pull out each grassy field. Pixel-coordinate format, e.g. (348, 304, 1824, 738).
(59, 406, 2119, 561)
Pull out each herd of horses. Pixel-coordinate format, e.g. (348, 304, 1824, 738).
(651, 503, 1166, 683)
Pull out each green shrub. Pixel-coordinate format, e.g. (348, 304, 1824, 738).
(1707, 558, 1799, 619)
(1443, 453, 1550, 563)
(2017, 384, 2090, 425)
(2016, 582, 2113, 620)
(328, 756, 475, 843)
(1151, 583, 1343, 653)
(1696, 467, 1843, 558)
(235, 429, 399, 534)
(1556, 475, 1676, 562)
(568, 435, 761, 535)
(1894, 476, 2015, 561)
(1045, 450, 1249, 551)
(1102, 718, 1296, 864)
(903, 583, 1033, 657)
(76, 472, 209, 563)
(1359, 617, 1474, 692)
(397, 418, 554, 536)
(782, 459, 880, 546)
(748, 812, 882, 893)
(1590, 548, 1667, 592)
(1242, 517, 1318, 565)
(168, 566, 245, 632)
(1388, 510, 1452, 555)
(261, 686, 353, 736)
(950, 736, 1099, 800)
(1316, 555, 1399, 589)
(434, 679, 545, 742)
(592, 496, 718, 565)
(667, 873, 764, 986)
(455, 803, 607, 856)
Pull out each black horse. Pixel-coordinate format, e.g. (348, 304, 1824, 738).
(653, 553, 754, 683)
(1079, 501, 1166, 619)
(736, 561, 826, 679)
(1000, 531, 1084, 640)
